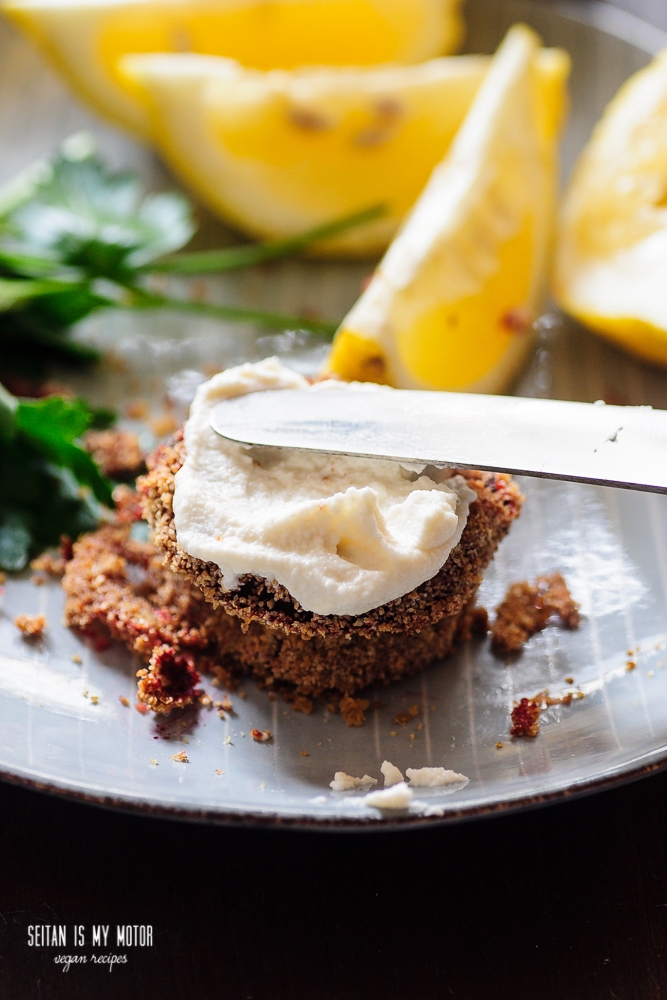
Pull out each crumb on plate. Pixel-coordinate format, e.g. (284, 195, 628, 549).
(251, 728, 271, 742)
(292, 694, 314, 715)
(491, 573, 580, 654)
(340, 695, 369, 727)
(363, 782, 413, 810)
(405, 766, 467, 787)
(329, 771, 377, 791)
(14, 613, 47, 637)
(83, 428, 145, 479)
(380, 760, 403, 787)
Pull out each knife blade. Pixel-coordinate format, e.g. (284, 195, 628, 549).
(210, 388, 667, 494)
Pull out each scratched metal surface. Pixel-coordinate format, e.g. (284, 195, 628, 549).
(1, 1, 667, 826)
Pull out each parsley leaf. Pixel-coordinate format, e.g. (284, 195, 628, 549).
(0, 385, 114, 570)
(3, 136, 195, 280)
(0, 135, 382, 381)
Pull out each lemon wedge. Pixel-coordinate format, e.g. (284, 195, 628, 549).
(120, 53, 491, 253)
(3, 0, 464, 137)
(554, 48, 667, 367)
(326, 26, 569, 392)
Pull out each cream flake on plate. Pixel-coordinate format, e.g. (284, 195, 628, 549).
(381, 760, 404, 786)
(363, 782, 414, 809)
(406, 766, 468, 786)
(173, 357, 476, 617)
(329, 771, 378, 791)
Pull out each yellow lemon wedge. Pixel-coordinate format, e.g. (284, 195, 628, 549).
(326, 26, 569, 392)
(120, 52, 491, 253)
(2, 0, 464, 137)
(554, 48, 667, 368)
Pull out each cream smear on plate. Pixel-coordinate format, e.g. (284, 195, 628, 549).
(173, 357, 476, 617)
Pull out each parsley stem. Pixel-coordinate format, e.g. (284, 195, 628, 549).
(127, 288, 338, 336)
(143, 204, 386, 275)
(0, 382, 17, 440)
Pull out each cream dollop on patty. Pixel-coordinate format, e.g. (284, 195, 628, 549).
(173, 358, 476, 617)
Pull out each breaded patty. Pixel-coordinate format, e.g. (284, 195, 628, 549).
(138, 430, 523, 640)
(63, 524, 476, 706)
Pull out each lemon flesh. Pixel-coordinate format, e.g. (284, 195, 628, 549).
(121, 53, 491, 254)
(326, 27, 570, 392)
(554, 48, 667, 367)
(3, 0, 464, 137)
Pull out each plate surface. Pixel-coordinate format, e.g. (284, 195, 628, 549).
(1, 0, 667, 827)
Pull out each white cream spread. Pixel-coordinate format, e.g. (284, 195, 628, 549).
(173, 357, 477, 618)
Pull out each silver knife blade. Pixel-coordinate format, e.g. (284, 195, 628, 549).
(210, 388, 667, 494)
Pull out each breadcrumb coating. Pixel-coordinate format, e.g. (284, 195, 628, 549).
(83, 428, 145, 480)
(62, 524, 475, 708)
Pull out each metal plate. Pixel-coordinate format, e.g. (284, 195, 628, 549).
(1, 0, 667, 827)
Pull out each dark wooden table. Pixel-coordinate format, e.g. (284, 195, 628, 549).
(3, 767, 667, 999)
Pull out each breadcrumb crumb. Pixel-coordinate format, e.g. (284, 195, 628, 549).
(492, 573, 579, 654)
(340, 695, 369, 727)
(83, 428, 145, 479)
(119, 696, 130, 707)
(170, 750, 188, 762)
(251, 728, 271, 742)
(455, 604, 489, 640)
(14, 613, 47, 637)
(510, 688, 584, 737)
(30, 549, 67, 576)
(292, 694, 314, 715)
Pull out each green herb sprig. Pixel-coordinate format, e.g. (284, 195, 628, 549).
(0, 134, 383, 378)
(0, 382, 114, 571)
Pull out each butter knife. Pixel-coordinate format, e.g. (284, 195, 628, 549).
(210, 388, 667, 494)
